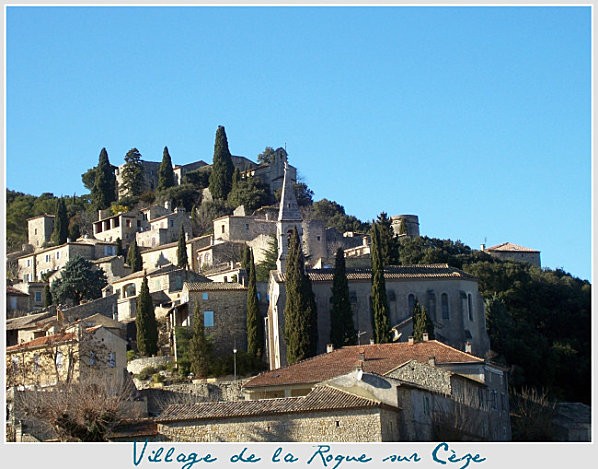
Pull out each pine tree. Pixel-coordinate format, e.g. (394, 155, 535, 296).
(189, 305, 211, 378)
(50, 256, 107, 305)
(246, 248, 264, 359)
(283, 227, 317, 364)
(127, 238, 143, 272)
(121, 148, 144, 198)
(136, 274, 158, 356)
(158, 146, 176, 191)
(177, 225, 188, 269)
(91, 148, 116, 210)
(51, 198, 68, 245)
(370, 222, 391, 343)
(208, 126, 234, 200)
(412, 299, 434, 341)
(330, 247, 357, 348)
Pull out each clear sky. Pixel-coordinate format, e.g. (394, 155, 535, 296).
(5, 5, 592, 281)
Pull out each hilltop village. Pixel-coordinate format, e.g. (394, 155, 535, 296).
(5, 127, 590, 443)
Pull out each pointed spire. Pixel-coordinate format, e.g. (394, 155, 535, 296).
(278, 161, 301, 222)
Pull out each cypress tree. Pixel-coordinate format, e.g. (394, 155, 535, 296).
(412, 299, 435, 341)
(330, 247, 356, 348)
(43, 284, 53, 307)
(121, 148, 144, 198)
(127, 238, 143, 272)
(208, 126, 234, 200)
(246, 248, 263, 359)
(92, 148, 117, 210)
(189, 304, 211, 378)
(283, 227, 317, 364)
(158, 146, 176, 191)
(377, 211, 400, 265)
(115, 238, 124, 256)
(136, 274, 159, 356)
(51, 198, 68, 245)
(177, 225, 188, 269)
(370, 222, 391, 343)
(241, 244, 252, 272)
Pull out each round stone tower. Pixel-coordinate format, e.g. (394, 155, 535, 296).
(391, 214, 420, 237)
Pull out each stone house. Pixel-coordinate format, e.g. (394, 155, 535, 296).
(7, 286, 31, 317)
(26, 214, 55, 248)
(267, 264, 491, 370)
(482, 242, 541, 268)
(9, 282, 47, 312)
(106, 265, 208, 321)
(93, 208, 142, 246)
(6, 324, 127, 389)
(92, 255, 131, 285)
(156, 383, 399, 442)
(16, 238, 118, 283)
(6, 310, 56, 347)
(171, 282, 248, 357)
(136, 205, 192, 249)
(141, 234, 212, 272)
(243, 340, 511, 441)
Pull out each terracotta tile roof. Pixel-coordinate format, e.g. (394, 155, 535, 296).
(244, 341, 483, 389)
(185, 282, 247, 291)
(157, 385, 380, 423)
(486, 242, 539, 253)
(6, 325, 102, 352)
(274, 264, 475, 283)
(7, 286, 29, 296)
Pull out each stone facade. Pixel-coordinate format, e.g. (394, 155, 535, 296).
(268, 265, 491, 370)
(27, 214, 54, 248)
(136, 208, 192, 249)
(482, 242, 541, 268)
(142, 235, 212, 272)
(93, 209, 141, 247)
(180, 282, 248, 357)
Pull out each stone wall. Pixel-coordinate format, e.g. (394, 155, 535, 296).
(158, 407, 391, 442)
(61, 294, 118, 322)
(387, 360, 452, 396)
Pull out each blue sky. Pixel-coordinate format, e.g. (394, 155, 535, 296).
(5, 5, 592, 281)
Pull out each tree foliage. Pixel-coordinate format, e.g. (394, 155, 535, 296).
(51, 198, 69, 245)
(50, 256, 107, 305)
(189, 305, 212, 378)
(157, 146, 176, 191)
(246, 248, 264, 359)
(283, 227, 318, 364)
(191, 199, 232, 236)
(370, 223, 391, 343)
(126, 238, 143, 273)
(411, 299, 434, 341)
(330, 248, 357, 348)
(91, 148, 117, 211)
(177, 225, 188, 269)
(136, 275, 158, 357)
(227, 175, 271, 212)
(257, 146, 276, 165)
(120, 148, 144, 198)
(309, 198, 369, 233)
(377, 211, 400, 265)
(208, 126, 234, 200)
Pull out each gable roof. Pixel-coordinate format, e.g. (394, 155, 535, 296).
(485, 242, 539, 253)
(6, 310, 55, 331)
(243, 341, 483, 389)
(273, 264, 475, 283)
(6, 325, 103, 353)
(157, 385, 381, 423)
(7, 286, 29, 297)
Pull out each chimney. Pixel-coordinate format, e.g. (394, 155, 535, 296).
(480, 243, 485, 252)
(465, 341, 472, 354)
(369, 338, 375, 345)
(326, 343, 334, 353)
(408, 336, 414, 345)
(358, 349, 365, 362)
(428, 356, 436, 366)
(423, 332, 429, 342)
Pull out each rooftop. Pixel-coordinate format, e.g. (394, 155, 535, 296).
(273, 264, 475, 283)
(244, 340, 483, 389)
(185, 281, 247, 292)
(157, 385, 381, 422)
(485, 242, 540, 253)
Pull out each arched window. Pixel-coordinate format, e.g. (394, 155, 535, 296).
(124, 283, 136, 298)
(408, 294, 416, 315)
(468, 293, 473, 321)
(441, 293, 450, 320)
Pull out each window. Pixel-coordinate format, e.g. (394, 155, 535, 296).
(45, 254, 50, 262)
(170, 219, 174, 228)
(428, 291, 437, 321)
(34, 228, 38, 235)
(126, 219, 132, 228)
(107, 352, 116, 368)
(408, 294, 416, 314)
(316, 236, 321, 241)
(203, 310, 214, 327)
(34, 291, 42, 303)
(55, 351, 63, 369)
(245, 224, 249, 231)
(56, 251, 61, 260)
(27, 259, 31, 267)
(202, 292, 209, 300)
(468, 294, 473, 321)
(441, 293, 450, 320)
(221, 225, 226, 234)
